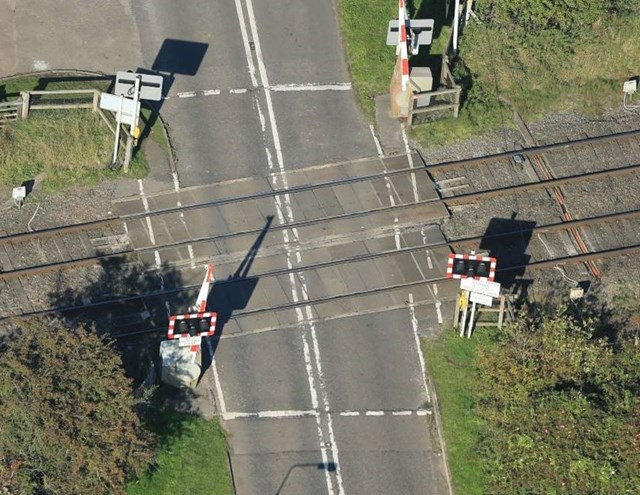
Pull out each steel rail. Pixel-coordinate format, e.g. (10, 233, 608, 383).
(442, 163, 640, 205)
(424, 128, 640, 173)
(2, 129, 638, 245)
(4, 231, 640, 324)
(2, 205, 640, 282)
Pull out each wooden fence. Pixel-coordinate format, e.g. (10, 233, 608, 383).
(0, 99, 21, 127)
(408, 21, 462, 125)
(0, 89, 132, 167)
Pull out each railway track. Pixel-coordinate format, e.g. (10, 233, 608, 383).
(2, 207, 639, 327)
(1, 128, 639, 324)
(2, 161, 638, 280)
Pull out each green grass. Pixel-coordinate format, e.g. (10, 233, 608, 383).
(422, 328, 498, 495)
(337, 2, 640, 147)
(127, 410, 234, 495)
(0, 109, 115, 190)
(0, 73, 111, 101)
(0, 73, 178, 190)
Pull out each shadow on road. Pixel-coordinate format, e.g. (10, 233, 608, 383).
(133, 38, 209, 158)
(199, 215, 274, 381)
(276, 462, 337, 495)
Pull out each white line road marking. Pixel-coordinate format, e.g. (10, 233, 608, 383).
(241, 0, 344, 491)
(138, 179, 160, 267)
(172, 172, 180, 192)
(168, 83, 353, 99)
(187, 244, 195, 268)
(207, 339, 227, 415)
(369, 124, 384, 158)
(408, 293, 432, 404)
(270, 82, 352, 92)
(222, 409, 432, 420)
(433, 283, 443, 324)
(400, 123, 420, 202)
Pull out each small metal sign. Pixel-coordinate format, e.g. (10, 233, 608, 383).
(178, 335, 202, 347)
(460, 278, 501, 298)
(99, 92, 136, 125)
(115, 72, 164, 101)
(386, 19, 434, 46)
(469, 291, 493, 307)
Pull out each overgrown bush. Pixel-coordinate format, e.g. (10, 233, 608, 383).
(0, 318, 154, 495)
(476, 307, 640, 494)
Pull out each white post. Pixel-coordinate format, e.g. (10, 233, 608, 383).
(466, 300, 477, 338)
(112, 95, 123, 165)
(123, 75, 142, 172)
(453, 0, 460, 51)
(464, 0, 473, 23)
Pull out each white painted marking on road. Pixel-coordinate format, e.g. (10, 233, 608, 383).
(208, 339, 227, 415)
(393, 218, 401, 250)
(239, 0, 344, 490)
(222, 411, 255, 420)
(229, 88, 248, 94)
(432, 283, 443, 324)
(33, 60, 49, 71)
(187, 244, 196, 269)
(421, 227, 434, 270)
(369, 124, 384, 158)
(138, 179, 160, 267)
(401, 124, 419, 202)
(222, 409, 435, 420)
(177, 91, 197, 98)
(233, 0, 258, 88)
(269, 82, 352, 92)
(172, 172, 180, 192)
(408, 293, 432, 404)
(258, 409, 318, 418)
(204, 89, 221, 96)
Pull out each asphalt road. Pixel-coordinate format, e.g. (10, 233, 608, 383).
(5, 1, 452, 493)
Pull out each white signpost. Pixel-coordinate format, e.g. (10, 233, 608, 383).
(460, 278, 502, 338)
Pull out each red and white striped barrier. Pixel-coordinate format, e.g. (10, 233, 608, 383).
(446, 253, 497, 281)
(398, 0, 410, 91)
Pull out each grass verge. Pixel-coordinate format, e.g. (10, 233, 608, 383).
(0, 109, 147, 191)
(337, 2, 639, 147)
(421, 328, 498, 495)
(0, 73, 178, 190)
(127, 410, 234, 495)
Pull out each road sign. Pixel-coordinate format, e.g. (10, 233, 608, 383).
(115, 72, 163, 101)
(178, 335, 202, 347)
(460, 278, 501, 298)
(99, 92, 136, 125)
(386, 19, 434, 46)
(469, 291, 493, 307)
